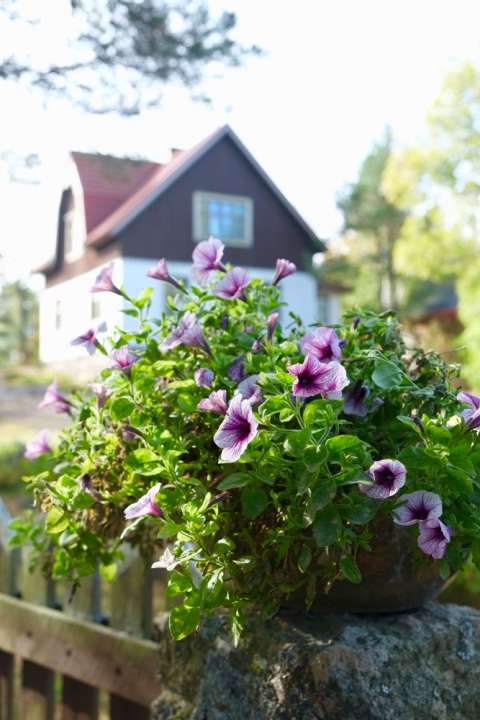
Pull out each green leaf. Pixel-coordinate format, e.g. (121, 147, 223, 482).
(304, 476, 337, 525)
(284, 429, 311, 457)
(241, 487, 269, 520)
(340, 556, 362, 584)
(303, 398, 340, 427)
(313, 508, 341, 546)
(110, 397, 135, 420)
(46, 507, 69, 535)
(169, 604, 200, 640)
(166, 571, 192, 597)
(134, 287, 154, 309)
(297, 544, 312, 573)
(99, 562, 118, 582)
(279, 407, 295, 423)
(326, 435, 363, 455)
(397, 415, 422, 434)
(218, 473, 252, 490)
(371, 359, 403, 389)
(157, 519, 181, 539)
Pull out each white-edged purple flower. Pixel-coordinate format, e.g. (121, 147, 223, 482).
(214, 395, 259, 462)
(195, 368, 214, 388)
(152, 546, 178, 571)
(161, 311, 209, 353)
(71, 321, 107, 355)
(457, 391, 480, 430)
(124, 483, 162, 520)
(215, 268, 250, 300)
(91, 263, 121, 294)
(24, 430, 51, 459)
(287, 355, 349, 399)
(228, 356, 246, 382)
(360, 459, 406, 500)
(122, 425, 141, 442)
(418, 518, 451, 560)
(236, 375, 263, 406)
(192, 237, 226, 284)
(89, 383, 112, 408)
(109, 346, 137, 372)
(38, 381, 72, 415)
(272, 258, 296, 285)
(300, 327, 342, 362)
(267, 312, 279, 340)
(198, 389, 228, 415)
(147, 258, 184, 292)
(343, 381, 369, 417)
(393, 490, 443, 526)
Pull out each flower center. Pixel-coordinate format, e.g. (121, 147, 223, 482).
(236, 418, 252, 440)
(375, 468, 396, 487)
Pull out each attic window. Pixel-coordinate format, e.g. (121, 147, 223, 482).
(193, 192, 253, 248)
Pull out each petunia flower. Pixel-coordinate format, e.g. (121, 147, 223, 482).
(236, 375, 263, 406)
(272, 258, 296, 285)
(393, 490, 443, 526)
(151, 546, 178, 571)
(214, 395, 259, 462)
(192, 237, 226, 284)
(89, 383, 112, 408)
(300, 326, 342, 362)
(197, 389, 228, 415)
(71, 321, 107, 355)
(267, 312, 279, 340)
(91, 263, 121, 294)
(24, 430, 51, 459)
(228, 355, 246, 382)
(38, 381, 72, 415)
(109, 346, 137, 372)
(122, 425, 141, 442)
(147, 258, 185, 292)
(124, 483, 162, 520)
(195, 368, 214, 388)
(360, 459, 406, 500)
(215, 268, 250, 300)
(343, 381, 369, 417)
(418, 518, 451, 560)
(457, 391, 480, 430)
(161, 311, 209, 353)
(287, 354, 349, 400)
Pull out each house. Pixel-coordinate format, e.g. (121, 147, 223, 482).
(36, 125, 337, 365)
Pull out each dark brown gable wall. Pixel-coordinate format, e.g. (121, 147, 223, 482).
(119, 136, 312, 270)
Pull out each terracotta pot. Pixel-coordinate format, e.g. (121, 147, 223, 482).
(284, 519, 450, 615)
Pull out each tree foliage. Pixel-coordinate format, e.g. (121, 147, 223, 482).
(0, 280, 39, 365)
(0, 0, 260, 114)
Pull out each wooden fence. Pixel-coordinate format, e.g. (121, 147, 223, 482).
(0, 499, 164, 719)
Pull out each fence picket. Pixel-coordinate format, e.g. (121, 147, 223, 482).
(109, 694, 150, 720)
(22, 661, 55, 720)
(0, 651, 15, 720)
(110, 547, 152, 638)
(61, 676, 98, 720)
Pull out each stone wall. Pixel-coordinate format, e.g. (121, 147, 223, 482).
(152, 603, 480, 720)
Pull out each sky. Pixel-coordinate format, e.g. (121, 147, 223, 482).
(1, 0, 480, 282)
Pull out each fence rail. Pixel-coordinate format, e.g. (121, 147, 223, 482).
(0, 499, 164, 719)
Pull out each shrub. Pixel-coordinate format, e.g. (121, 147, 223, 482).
(14, 244, 480, 641)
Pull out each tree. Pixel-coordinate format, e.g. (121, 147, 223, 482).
(0, 280, 39, 365)
(0, 1, 260, 115)
(336, 130, 406, 310)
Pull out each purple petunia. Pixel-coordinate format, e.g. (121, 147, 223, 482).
(393, 490, 443, 526)
(24, 430, 51, 459)
(457, 391, 480, 430)
(360, 459, 406, 500)
(124, 483, 162, 520)
(214, 395, 259, 462)
(192, 237, 226, 284)
(236, 375, 263, 406)
(272, 258, 296, 285)
(300, 327, 342, 363)
(228, 356, 246, 382)
(38, 381, 72, 415)
(267, 312, 279, 340)
(418, 518, 451, 560)
(287, 354, 349, 400)
(215, 268, 250, 300)
(147, 258, 184, 292)
(161, 312, 209, 353)
(198, 389, 228, 415)
(91, 263, 121, 294)
(109, 346, 137, 372)
(195, 368, 214, 388)
(71, 321, 107, 355)
(343, 381, 369, 417)
(89, 383, 112, 408)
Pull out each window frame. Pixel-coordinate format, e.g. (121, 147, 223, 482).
(192, 191, 254, 248)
